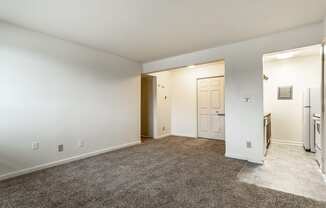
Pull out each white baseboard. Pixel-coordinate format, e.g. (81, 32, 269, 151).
(0, 140, 141, 181)
(154, 134, 171, 139)
(247, 157, 264, 164)
(141, 135, 153, 138)
(170, 134, 196, 138)
(225, 152, 264, 164)
(271, 138, 303, 146)
(172, 133, 226, 140)
(225, 152, 245, 160)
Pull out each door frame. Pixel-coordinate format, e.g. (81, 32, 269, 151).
(196, 75, 225, 139)
(262, 44, 325, 173)
(321, 41, 325, 174)
(141, 74, 156, 138)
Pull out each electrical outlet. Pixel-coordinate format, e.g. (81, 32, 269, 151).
(32, 142, 39, 150)
(246, 141, 252, 148)
(79, 140, 85, 148)
(58, 144, 64, 152)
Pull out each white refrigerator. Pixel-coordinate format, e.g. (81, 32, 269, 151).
(303, 88, 321, 152)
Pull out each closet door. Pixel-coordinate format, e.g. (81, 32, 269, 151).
(197, 77, 224, 139)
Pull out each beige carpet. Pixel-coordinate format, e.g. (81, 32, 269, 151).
(0, 136, 325, 208)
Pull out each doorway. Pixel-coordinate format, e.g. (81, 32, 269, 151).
(197, 76, 225, 140)
(141, 61, 225, 141)
(141, 74, 155, 142)
(238, 44, 326, 202)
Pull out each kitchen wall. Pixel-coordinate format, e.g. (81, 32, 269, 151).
(264, 54, 321, 145)
(148, 71, 172, 138)
(0, 22, 141, 179)
(143, 23, 323, 163)
(171, 62, 225, 137)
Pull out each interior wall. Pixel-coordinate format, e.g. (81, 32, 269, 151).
(143, 23, 323, 163)
(323, 18, 326, 174)
(171, 62, 225, 137)
(0, 22, 141, 179)
(148, 71, 171, 138)
(324, 17, 326, 37)
(264, 55, 321, 145)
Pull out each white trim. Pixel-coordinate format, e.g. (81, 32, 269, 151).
(318, 167, 326, 182)
(225, 152, 264, 164)
(0, 140, 140, 181)
(172, 134, 226, 141)
(196, 76, 226, 140)
(247, 157, 264, 164)
(171, 134, 197, 138)
(271, 138, 303, 146)
(152, 77, 159, 139)
(225, 152, 245, 161)
(154, 134, 171, 139)
(321, 42, 325, 174)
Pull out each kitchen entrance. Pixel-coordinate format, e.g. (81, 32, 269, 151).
(238, 45, 326, 202)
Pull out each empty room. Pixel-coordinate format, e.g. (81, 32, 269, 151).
(1, 1, 326, 208)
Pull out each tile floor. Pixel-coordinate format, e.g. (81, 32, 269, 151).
(238, 143, 326, 202)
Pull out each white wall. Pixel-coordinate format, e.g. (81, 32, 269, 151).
(322, 17, 326, 174)
(264, 55, 321, 145)
(0, 22, 141, 179)
(324, 17, 326, 38)
(148, 71, 171, 138)
(171, 62, 225, 137)
(143, 23, 323, 163)
(148, 62, 225, 139)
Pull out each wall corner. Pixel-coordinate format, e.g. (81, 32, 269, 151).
(324, 17, 326, 40)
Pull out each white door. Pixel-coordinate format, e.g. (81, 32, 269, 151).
(197, 77, 225, 139)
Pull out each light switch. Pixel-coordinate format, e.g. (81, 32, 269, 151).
(32, 142, 39, 150)
(246, 141, 252, 148)
(241, 97, 251, 102)
(58, 144, 64, 152)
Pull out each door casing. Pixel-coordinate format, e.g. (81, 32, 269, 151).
(196, 76, 225, 140)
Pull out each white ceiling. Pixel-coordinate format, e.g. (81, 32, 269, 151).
(264, 45, 321, 62)
(0, 0, 325, 62)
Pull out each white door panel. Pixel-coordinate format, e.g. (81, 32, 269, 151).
(210, 90, 221, 110)
(197, 77, 225, 140)
(198, 91, 209, 108)
(199, 115, 210, 131)
(211, 116, 220, 132)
